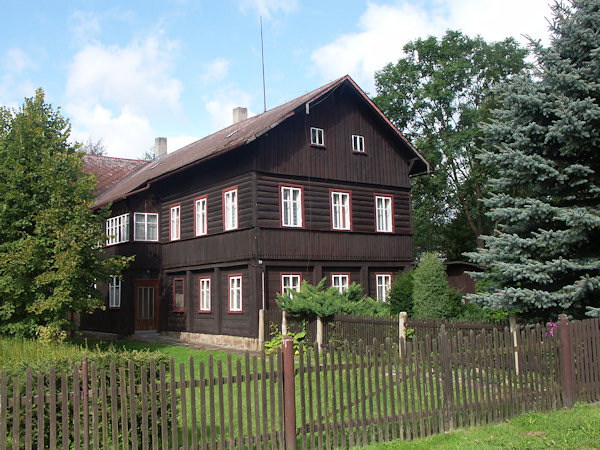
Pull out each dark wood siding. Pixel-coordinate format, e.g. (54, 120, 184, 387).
(256, 174, 411, 234)
(255, 84, 413, 188)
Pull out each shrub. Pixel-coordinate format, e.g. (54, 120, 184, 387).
(412, 253, 455, 319)
(388, 271, 414, 315)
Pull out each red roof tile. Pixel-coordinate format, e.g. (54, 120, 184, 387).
(83, 154, 150, 196)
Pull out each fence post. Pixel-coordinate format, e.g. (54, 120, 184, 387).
(82, 356, 89, 449)
(316, 316, 323, 348)
(282, 310, 288, 335)
(398, 312, 407, 356)
(558, 314, 575, 408)
(509, 316, 520, 375)
(282, 335, 297, 450)
(258, 309, 265, 349)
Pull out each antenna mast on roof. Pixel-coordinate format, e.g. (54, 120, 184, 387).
(260, 16, 267, 112)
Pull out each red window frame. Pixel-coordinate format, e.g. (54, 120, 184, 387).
(222, 186, 239, 232)
(169, 202, 181, 241)
(198, 276, 211, 313)
(374, 194, 395, 233)
(279, 183, 305, 228)
(280, 273, 303, 296)
(330, 189, 353, 231)
(194, 195, 208, 237)
(173, 277, 185, 312)
(228, 274, 243, 313)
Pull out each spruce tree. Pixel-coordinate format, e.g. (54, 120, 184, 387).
(467, 0, 600, 320)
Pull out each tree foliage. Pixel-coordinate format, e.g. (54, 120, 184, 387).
(80, 137, 106, 156)
(374, 31, 528, 259)
(412, 253, 461, 319)
(467, 0, 600, 321)
(0, 90, 132, 337)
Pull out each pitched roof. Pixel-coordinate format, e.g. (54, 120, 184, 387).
(93, 75, 428, 207)
(83, 154, 150, 196)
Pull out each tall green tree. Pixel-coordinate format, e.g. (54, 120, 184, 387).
(412, 253, 461, 319)
(467, 0, 600, 321)
(374, 31, 528, 259)
(0, 89, 131, 337)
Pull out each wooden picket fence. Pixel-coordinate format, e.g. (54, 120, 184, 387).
(1, 316, 599, 449)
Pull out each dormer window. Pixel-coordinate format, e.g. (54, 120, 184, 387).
(352, 135, 365, 152)
(310, 127, 324, 146)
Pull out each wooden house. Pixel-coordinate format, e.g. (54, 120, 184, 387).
(81, 75, 429, 348)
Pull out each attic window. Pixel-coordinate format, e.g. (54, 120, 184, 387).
(226, 129, 239, 138)
(310, 127, 324, 146)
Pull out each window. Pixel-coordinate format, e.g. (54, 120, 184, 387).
(109, 276, 121, 308)
(198, 277, 211, 312)
(310, 127, 324, 146)
(331, 274, 349, 293)
(170, 204, 180, 241)
(106, 213, 129, 245)
(375, 195, 393, 233)
(376, 274, 392, 302)
(331, 191, 351, 230)
(352, 135, 365, 152)
(223, 187, 238, 231)
(281, 185, 303, 228)
(173, 278, 185, 312)
(134, 213, 158, 241)
(195, 196, 207, 236)
(281, 274, 301, 297)
(229, 275, 243, 312)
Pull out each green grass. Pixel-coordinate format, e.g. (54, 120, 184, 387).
(364, 403, 600, 449)
(0, 337, 89, 369)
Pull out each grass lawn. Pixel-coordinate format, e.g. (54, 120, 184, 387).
(364, 403, 600, 449)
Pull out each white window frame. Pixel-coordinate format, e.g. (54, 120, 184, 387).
(199, 277, 211, 312)
(376, 274, 392, 302)
(352, 135, 365, 152)
(375, 195, 393, 233)
(106, 213, 129, 245)
(310, 127, 324, 146)
(223, 188, 238, 231)
(281, 274, 301, 297)
(170, 205, 181, 241)
(281, 186, 303, 228)
(109, 276, 121, 308)
(229, 275, 243, 312)
(134, 212, 159, 241)
(331, 274, 349, 294)
(195, 196, 207, 236)
(331, 191, 351, 231)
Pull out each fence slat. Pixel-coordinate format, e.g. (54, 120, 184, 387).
(1, 371, 6, 450)
(218, 360, 226, 450)
(179, 363, 188, 450)
(159, 364, 168, 450)
(91, 363, 99, 450)
(226, 356, 235, 450)
(141, 365, 149, 450)
(11, 375, 19, 450)
(252, 356, 260, 450)
(208, 356, 216, 450)
(189, 357, 198, 450)
(36, 373, 44, 450)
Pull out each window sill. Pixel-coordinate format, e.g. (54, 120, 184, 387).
(198, 310, 212, 314)
(310, 144, 326, 149)
(228, 310, 243, 315)
(352, 151, 367, 155)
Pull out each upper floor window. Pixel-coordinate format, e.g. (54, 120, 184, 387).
(310, 127, 324, 146)
(173, 278, 185, 312)
(375, 195, 393, 233)
(281, 274, 301, 297)
(331, 191, 351, 231)
(195, 196, 207, 236)
(199, 277, 211, 312)
(229, 274, 243, 312)
(331, 274, 349, 293)
(109, 276, 121, 308)
(106, 213, 129, 245)
(376, 274, 392, 302)
(223, 187, 238, 231)
(134, 213, 158, 241)
(170, 204, 181, 241)
(281, 185, 303, 228)
(352, 135, 365, 152)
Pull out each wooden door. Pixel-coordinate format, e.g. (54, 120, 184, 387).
(135, 280, 158, 330)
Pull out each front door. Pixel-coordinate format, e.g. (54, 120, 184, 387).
(135, 280, 158, 330)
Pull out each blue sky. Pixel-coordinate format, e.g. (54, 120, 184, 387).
(1, 0, 554, 159)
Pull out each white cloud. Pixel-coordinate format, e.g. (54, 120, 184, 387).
(237, 0, 298, 19)
(65, 34, 184, 158)
(0, 48, 36, 108)
(311, 0, 553, 93)
(4, 48, 34, 73)
(204, 86, 254, 131)
(68, 11, 102, 45)
(168, 135, 201, 152)
(201, 58, 230, 84)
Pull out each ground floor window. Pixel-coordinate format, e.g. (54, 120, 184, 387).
(173, 278, 185, 312)
(376, 273, 392, 302)
(331, 273, 349, 293)
(281, 273, 301, 296)
(229, 275, 242, 312)
(109, 276, 121, 308)
(199, 277, 211, 312)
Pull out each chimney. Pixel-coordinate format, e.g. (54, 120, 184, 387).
(233, 107, 248, 124)
(155, 137, 167, 159)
